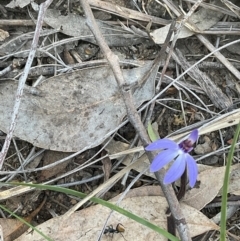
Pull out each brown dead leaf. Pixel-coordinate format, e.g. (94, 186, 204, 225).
(38, 151, 73, 182)
(101, 150, 112, 182)
(16, 195, 219, 241)
(184, 164, 240, 209)
(227, 139, 233, 145)
(0, 219, 22, 241)
(183, 166, 226, 210)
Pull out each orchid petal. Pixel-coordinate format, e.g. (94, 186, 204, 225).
(145, 139, 178, 151)
(188, 129, 198, 144)
(186, 154, 198, 188)
(150, 149, 179, 172)
(164, 154, 186, 184)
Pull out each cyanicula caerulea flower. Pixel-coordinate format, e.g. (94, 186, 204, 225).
(145, 129, 199, 188)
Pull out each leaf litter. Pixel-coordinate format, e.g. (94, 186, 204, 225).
(15, 189, 219, 241)
(0, 62, 154, 152)
(0, 0, 240, 240)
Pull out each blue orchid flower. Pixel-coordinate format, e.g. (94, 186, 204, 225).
(145, 129, 199, 188)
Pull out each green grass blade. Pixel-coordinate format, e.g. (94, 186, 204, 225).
(0, 204, 53, 241)
(6, 182, 180, 241)
(147, 122, 158, 142)
(220, 122, 240, 241)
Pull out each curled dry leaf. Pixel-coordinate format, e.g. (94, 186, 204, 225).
(16, 195, 219, 241)
(0, 62, 154, 152)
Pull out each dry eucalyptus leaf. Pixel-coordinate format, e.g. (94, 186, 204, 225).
(38, 151, 73, 182)
(16, 195, 219, 241)
(109, 185, 164, 200)
(0, 218, 23, 241)
(0, 62, 154, 152)
(182, 166, 226, 210)
(150, 2, 224, 44)
(219, 163, 240, 195)
(44, 9, 150, 47)
(25, 151, 44, 170)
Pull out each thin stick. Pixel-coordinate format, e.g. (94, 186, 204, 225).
(88, 0, 170, 25)
(0, 0, 53, 169)
(161, 0, 240, 80)
(0, 19, 48, 26)
(159, 0, 204, 90)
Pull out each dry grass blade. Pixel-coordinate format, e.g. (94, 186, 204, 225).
(221, 0, 240, 18)
(107, 108, 240, 158)
(159, 0, 240, 80)
(173, 49, 232, 109)
(88, 0, 170, 25)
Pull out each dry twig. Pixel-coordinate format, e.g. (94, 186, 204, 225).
(161, 0, 240, 80)
(76, 1, 192, 240)
(0, 0, 54, 169)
